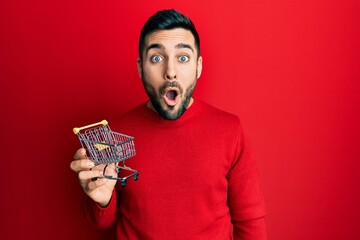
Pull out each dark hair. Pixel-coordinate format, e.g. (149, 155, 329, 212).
(138, 9, 200, 60)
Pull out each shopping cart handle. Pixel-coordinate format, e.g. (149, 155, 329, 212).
(73, 120, 108, 134)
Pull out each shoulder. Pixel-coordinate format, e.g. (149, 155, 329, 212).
(114, 103, 148, 120)
(197, 100, 241, 127)
(108, 103, 148, 131)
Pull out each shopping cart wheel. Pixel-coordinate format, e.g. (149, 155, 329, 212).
(121, 180, 127, 187)
(134, 173, 139, 181)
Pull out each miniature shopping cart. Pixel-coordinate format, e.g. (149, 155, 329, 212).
(73, 120, 138, 187)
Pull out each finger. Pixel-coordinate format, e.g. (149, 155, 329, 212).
(91, 163, 107, 171)
(103, 164, 118, 177)
(70, 159, 95, 173)
(87, 178, 108, 190)
(78, 169, 103, 182)
(73, 148, 87, 160)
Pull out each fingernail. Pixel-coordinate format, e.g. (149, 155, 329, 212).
(88, 161, 95, 168)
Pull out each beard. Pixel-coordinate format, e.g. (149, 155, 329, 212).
(141, 71, 197, 120)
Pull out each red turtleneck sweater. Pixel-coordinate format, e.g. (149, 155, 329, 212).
(84, 100, 266, 239)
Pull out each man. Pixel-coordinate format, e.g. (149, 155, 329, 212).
(70, 9, 266, 239)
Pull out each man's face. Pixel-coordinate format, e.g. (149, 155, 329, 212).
(138, 28, 202, 120)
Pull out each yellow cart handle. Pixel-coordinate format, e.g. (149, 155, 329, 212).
(73, 120, 108, 134)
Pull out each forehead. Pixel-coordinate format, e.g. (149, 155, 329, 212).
(144, 28, 196, 49)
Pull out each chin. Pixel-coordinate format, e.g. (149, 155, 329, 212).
(156, 102, 187, 120)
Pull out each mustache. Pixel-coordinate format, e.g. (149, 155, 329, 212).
(159, 81, 183, 95)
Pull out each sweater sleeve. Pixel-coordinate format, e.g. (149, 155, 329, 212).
(227, 120, 267, 240)
(83, 189, 118, 229)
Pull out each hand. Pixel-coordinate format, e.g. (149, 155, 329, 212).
(70, 148, 118, 207)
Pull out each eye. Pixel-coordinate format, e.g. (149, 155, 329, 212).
(151, 55, 163, 63)
(178, 55, 189, 62)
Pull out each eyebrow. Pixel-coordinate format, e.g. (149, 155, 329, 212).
(175, 43, 194, 52)
(145, 43, 194, 54)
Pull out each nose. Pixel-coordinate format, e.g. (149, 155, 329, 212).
(164, 59, 177, 80)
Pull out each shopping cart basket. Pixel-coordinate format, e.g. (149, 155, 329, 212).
(73, 120, 138, 186)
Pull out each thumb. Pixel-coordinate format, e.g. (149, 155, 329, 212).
(73, 148, 87, 160)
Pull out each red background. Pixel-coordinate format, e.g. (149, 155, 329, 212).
(1, 0, 359, 239)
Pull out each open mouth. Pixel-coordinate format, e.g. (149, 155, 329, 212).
(163, 88, 180, 107)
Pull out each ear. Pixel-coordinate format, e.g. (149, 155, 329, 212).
(196, 56, 203, 79)
(137, 58, 143, 79)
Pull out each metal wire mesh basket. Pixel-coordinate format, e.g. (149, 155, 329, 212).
(73, 120, 138, 186)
